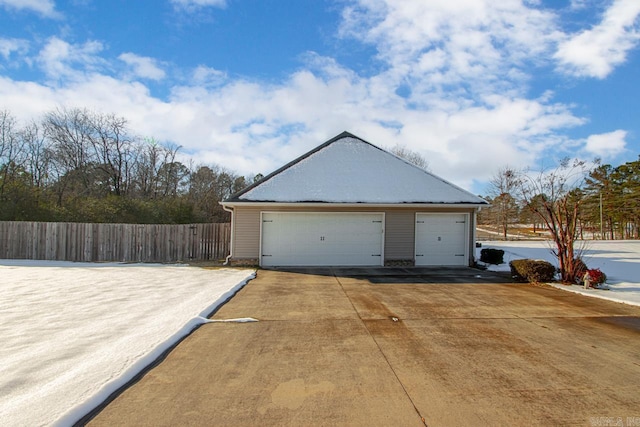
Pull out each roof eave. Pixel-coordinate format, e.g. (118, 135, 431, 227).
(219, 201, 489, 209)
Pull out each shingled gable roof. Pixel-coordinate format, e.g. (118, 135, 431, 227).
(223, 131, 488, 205)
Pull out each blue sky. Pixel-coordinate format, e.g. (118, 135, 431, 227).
(1, 0, 639, 194)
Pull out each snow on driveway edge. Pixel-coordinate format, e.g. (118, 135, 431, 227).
(547, 282, 640, 307)
(54, 271, 256, 427)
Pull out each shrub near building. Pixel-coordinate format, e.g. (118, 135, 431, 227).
(509, 259, 556, 283)
(480, 248, 505, 265)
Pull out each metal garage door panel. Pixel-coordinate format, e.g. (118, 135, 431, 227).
(415, 213, 468, 266)
(261, 212, 384, 266)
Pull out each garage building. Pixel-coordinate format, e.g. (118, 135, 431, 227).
(221, 132, 488, 267)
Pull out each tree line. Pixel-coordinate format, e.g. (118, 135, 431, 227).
(480, 157, 640, 242)
(0, 108, 253, 223)
(478, 156, 640, 283)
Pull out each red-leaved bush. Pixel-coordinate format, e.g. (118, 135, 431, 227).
(585, 268, 607, 286)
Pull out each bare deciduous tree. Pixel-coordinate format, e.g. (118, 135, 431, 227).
(0, 106, 268, 223)
(515, 159, 592, 283)
(87, 112, 135, 196)
(0, 110, 31, 201)
(43, 107, 144, 203)
(487, 166, 520, 240)
(21, 121, 52, 188)
(388, 144, 430, 171)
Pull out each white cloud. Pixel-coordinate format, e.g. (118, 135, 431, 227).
(192, 65, 227, 87)
(570, 0, 590, 10)
(170, 0, 226, 11)
(0, 37, 588, 191)
(0, 2, 632, 193)
(584, 130, 627, 158)
(339, 0, 561, 102)
(1, 50, 588, 189)
(0, 0, 59, 18)
(118, 53, 166, 81)
(555, 0, 640, 78)
(0, 38, 29, 60)
(36, 37, 105, 80)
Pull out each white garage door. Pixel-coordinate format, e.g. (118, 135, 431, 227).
(261, 212, 384, 267)
(415, 213, 468, 266)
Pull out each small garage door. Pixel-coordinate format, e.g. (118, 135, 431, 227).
(261, 212, 384, 267)
(415, 213, 468, 266)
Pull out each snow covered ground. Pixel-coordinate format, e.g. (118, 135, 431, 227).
(0, 261, 255, 427)
(2, 242, 637, 426)
(478, 240, 640, 306)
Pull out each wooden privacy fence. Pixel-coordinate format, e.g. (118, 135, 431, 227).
(0, 221, 230, 263)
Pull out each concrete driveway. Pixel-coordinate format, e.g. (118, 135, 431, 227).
(88, 268, 640, 426)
